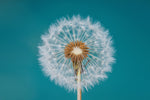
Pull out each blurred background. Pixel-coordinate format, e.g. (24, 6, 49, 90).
(0, 0, 150, 100)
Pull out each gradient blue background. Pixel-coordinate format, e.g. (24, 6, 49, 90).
(0, 0, 150, 100)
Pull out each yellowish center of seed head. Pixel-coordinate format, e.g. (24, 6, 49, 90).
(72, 47, 82, 55)
(64, 41, 89, 63)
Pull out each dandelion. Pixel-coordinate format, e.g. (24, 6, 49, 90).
(38, 15, 115, 100)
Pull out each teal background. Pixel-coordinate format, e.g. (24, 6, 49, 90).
(0, 0, 150, 100)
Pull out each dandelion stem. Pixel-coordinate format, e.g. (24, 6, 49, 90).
(77, 65, 81, 100)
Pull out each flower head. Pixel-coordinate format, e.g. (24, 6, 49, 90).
(64, 41, 89, 64)
(38, 15, 115, 91)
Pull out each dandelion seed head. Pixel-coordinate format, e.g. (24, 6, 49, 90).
(38, 15, 115, 91)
